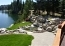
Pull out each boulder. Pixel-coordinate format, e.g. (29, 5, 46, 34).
(13, 32, 19, 34)
(53, 26, 58, 31)
(46, 26, 52, 32)
(0, 28, 7, 34)
(31, 24, 34, 27)
(34, 27, 45, 33)
(8, 30, 14, 34)
(51, 25, 55, 30)
(37, 16, 46, 23)
(37, 27, 43, 31)
(43, 24, 48, 30)
(1, 30, 6, 34)
(6, 30, 10, 33)
(17, 28, 26, 33)
(33, 23, 39, 27)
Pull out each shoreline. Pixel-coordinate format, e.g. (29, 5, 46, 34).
(9, 24, 14, 28)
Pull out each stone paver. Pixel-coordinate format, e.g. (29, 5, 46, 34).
(28, 31, 55, 46)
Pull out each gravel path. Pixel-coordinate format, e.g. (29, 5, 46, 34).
(27, 31, 55, 46)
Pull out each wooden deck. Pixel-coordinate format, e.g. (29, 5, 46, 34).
(53, 21, 65, 46)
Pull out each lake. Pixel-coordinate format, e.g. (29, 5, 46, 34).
(0, 11, 17, 28)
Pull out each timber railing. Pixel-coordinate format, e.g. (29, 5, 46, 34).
(53, 21, 65, 46)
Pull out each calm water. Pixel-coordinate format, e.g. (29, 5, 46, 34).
(0, 11, 17, 28)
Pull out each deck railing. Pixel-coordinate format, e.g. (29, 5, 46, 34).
(53, 21, 65, 46)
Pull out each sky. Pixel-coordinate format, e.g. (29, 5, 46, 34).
(0, 0, 13, 5)
(0, 0, 36, 5)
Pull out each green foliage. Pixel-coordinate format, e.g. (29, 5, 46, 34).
(8, 0, 65, 21)
(0, 34, 34, 46)
(7, 21, 32, 30)
(10, 0, 22, 14)
(20, 0, 34, 21)
(18, 11, 22, 14)
(35, 0, 60, 15)
(8, 0, 34, 22)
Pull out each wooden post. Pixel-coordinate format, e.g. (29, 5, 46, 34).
(29, 10, 34, 16)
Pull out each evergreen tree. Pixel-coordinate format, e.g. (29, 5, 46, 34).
(21, 0, 34, 21)
(61, 0, 65, 17)
(10, 0, 22, 14)
(36, 0, 46, 14)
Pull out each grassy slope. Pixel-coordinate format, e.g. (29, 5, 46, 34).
(7, 21, 32, 30)
(0, 34, 33, 46)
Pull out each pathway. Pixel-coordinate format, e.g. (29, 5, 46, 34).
(27, 31, 55, 46)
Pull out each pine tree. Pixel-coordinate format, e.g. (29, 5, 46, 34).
(61, 0, 65, 17)
(36, 0, 46, 15)
(21, 0, 34, 21)
(10, 0, 22, 14)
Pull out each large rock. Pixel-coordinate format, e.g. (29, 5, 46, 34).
(8, 30, 14, 34)
(34, 27, 45, 33)
(6, 30, 10, 33)
(31, 24, 34, 27)
(17, 28, 26, 33)
(0, 28, 7, 34)
(33, 23, 39, 27)
(29, 15, 36, 22)
(37, 15, 46, 23)
(46, 26, 52, 32)
(52, 29, 57, 33)
(52, 26, 58, 31)
(37, 27, 43, 31)
(43, 24, 48, 30)
(51, 25, 55, 30)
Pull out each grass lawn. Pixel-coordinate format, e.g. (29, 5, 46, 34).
(0, 34, 33, 46)
(7, 21, 32, 30)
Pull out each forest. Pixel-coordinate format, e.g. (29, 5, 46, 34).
(0, 0, 65, 23)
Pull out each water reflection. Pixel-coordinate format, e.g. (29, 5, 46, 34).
(0, 11, 18, 28)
